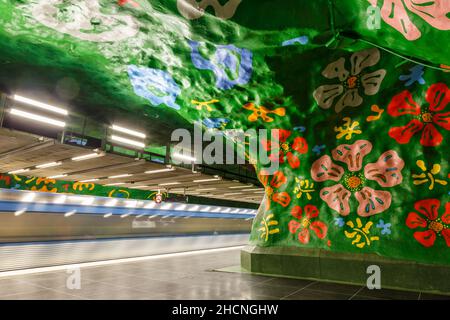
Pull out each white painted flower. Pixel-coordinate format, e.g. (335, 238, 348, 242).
(313, 48, 386, 113)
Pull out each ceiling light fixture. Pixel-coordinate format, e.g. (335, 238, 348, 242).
(110, 135, 145, 148)
(8, 168, 30, 174)
(71, 152, 104, 162)
(196, 188, 217, 192)
(105, 182, 125, 186)
(103, 213, 113, 218)
(111, 125, 146, 139)
(10, 108, 66, 127)
(64, 210, 77, 217)
(228, 185, 254, 189)
(13, 95, 68, 115)
(47, 174, 67, 179)
(79, 178, 99, 183)
(36, 161, 62, 169)
(223, 192, 243, 196)
(192, 176, 221, 183)
(14, 209, 27, 216)
(108, 174, 132, 179)
(144, 167, 175, 174)
(159, 182, 181, 186)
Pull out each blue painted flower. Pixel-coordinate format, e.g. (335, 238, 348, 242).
(189, 40, 253, 90)
(293, 126, 306, 132)
(127, 65, 181, 110)
(312, 144, 326, 156)
(282, 36, 309, 46)
(376, 219, 392, 235)
(399, 65, 425, 87)
(203, 118, 230, 130)
(334, 217, 345, 228)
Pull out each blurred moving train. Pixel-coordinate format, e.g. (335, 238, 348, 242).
(0, 189, 254, 271)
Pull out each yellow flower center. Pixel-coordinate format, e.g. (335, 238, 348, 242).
(281, 142, 290, 152)
(347, 176, 361, 188)
(347, 76, 358, 89)
(429, 221, 444, 233)
(265, 186, 274, 197)
(422, 112, 433, 123)
(301, 218, 310, 228)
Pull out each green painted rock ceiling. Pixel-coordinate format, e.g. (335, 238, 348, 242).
(0, 0, 449, 265)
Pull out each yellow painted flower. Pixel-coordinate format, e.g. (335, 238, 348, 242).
(191, 99, 219, 112)
(258, 213, 280, 242)
(243, 103, 285, 122)
(334, 117, 362, 140)
(293, 178, 315, 201)
(344, 218, 379, 248)
(412, 160, 447, 190)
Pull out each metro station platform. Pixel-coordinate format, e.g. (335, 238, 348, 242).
(0, 247, 448, 300)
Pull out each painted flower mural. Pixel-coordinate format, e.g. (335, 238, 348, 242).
(406, 199, 450, 247)
(258, 170, 291, 210)
(261, 129, 308, 169)
(311, 140, 405, 217)
(289, 205, 328, 244)
(387, 83, 450, 147)
(367, 0, 450, 41)
(313, 48, 386, 113)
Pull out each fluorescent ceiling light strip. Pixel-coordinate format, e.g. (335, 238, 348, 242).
(103, 213, 113, 218)
(13, 94, 68, 115)
(229, 185, 253, 189)
(10, 108, 66, 127)
(71, 152, 104, 161)
(242, 188, 264, 192)
(110, 135, 145, 148)
(196, 188, 216, 192)
(144, 168, 175, 174)
(0, 246, 245, 278)
(192, 178, 221, 183)
(120, 213, 130, 218)
(105, 182, 125, 186)
(8, 168, 29, 174)
(159, 182, 180, 186)
(111, 124, 146, 139)
(172, 153, 196, 162)
(47, 174, 67, 179)
(223, 192, 243, 196)
(79, 178, 99, 183)
(108, 174, 132, 179)
(36, 161, 62, 169)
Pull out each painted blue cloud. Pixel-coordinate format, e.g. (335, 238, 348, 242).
(203, 118, 230, 129)
(282, 36, 309, 46)
(189, 40, 253, 90)
(127, 65, 181, 110)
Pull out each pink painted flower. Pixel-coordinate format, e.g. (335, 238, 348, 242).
(310, 140, 405, 217)
(368, 0, 450, 41)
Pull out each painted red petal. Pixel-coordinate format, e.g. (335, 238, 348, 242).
(420, 124, 443, 147)
(414, 199, 440, 221)
(292, 137, 308, 154)
(441, 202, 450, 224)
(387, 90, 421, 116)
(442, 229, 450, 248)
(304, 204, 319, 219)
(406, 212, 428, 229)
(270, 171, 287, 188)
(277, 129, 291, 143)
(388, 119, 423, 144)
(272, 192, 291, 207)
(433, 112, 450, 130)
(426, 83, 450, 112)
(413, 230, 436, 248)
(286, 152, 300, 169)
(290, 206, 303, 220)
(288, 220, 302, 234)
(268, 151, 283, 164)
(310, 221, 328, 239)
(298, 228, 310, 244)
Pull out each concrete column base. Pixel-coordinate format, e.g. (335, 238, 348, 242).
(241, 246, 450, 295)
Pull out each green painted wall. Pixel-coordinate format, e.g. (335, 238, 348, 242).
(0, 1, 448, 266)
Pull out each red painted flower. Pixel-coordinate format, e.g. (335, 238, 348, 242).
(288, 205, 328, 244)
(262, 129, 308, 169)
(258, 170, 291, 210)
(406, 199, 450, 248)
(387, 83, 450, 147)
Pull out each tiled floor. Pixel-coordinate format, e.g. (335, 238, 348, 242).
(0, 248, 448, 300)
